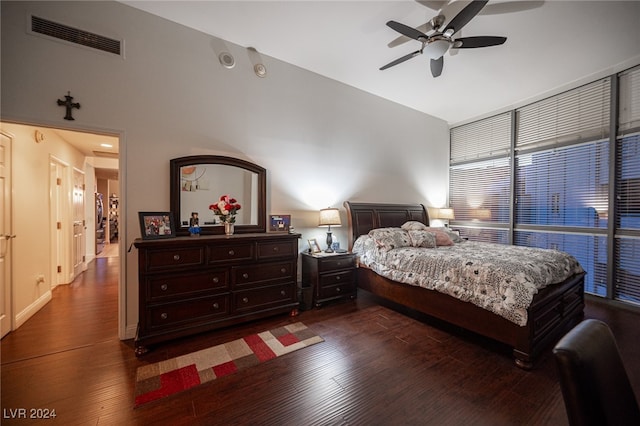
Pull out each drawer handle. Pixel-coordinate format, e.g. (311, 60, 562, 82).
(280, 290, 286, 296)
(228, 250, 235, 256)
(336, 261, 342, 266)
(160, 284, 168, 291)
(173, 254, 180, 261)
(336, 276, 341, 280)
(160, 313, 168, 320)
(242, 297, 249, 303)
(212, 277, 219, 284)
(243, 273, 249, 279)
(280, 268, 287, 274)
(212, 303, 219, 309)
(273, 246, 279, 252)
(336, 287, 341, 293)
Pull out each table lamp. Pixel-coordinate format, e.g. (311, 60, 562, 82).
(319, 208, 341, 253)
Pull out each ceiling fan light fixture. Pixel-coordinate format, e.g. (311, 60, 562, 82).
(425, 38, 450, 59)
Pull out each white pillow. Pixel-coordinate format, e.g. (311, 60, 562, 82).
(401, 221, 428, 231)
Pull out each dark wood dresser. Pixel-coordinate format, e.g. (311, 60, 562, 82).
(133, 232, 300, 355)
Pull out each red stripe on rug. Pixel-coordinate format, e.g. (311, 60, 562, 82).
(135, 364, 200, 406)
(278, 332, 300, 346)
(244, 334, 277, 362)
(213, 360, 237, 378)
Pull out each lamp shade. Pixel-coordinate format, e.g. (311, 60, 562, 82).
(434, 208, 455, 220)
(319, 208, 341, 227)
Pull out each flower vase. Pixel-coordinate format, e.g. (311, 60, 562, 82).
(224, 222, 234, 236)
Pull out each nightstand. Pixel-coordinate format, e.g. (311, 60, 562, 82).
(301, 252, 357, 307)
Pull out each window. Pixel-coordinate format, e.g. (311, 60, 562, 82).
(449, 67, 640, 307)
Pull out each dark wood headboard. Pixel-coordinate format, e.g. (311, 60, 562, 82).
(343, 201, 430, 250)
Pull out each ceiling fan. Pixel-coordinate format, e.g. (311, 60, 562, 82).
(380, 0, 507, 77)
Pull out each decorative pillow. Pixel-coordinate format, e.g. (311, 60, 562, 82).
(401, 221, 428, 231)
(425, 229, 454, 246)
(408, 230, 437, 248)
(368, 228, 411, 251)
(424, 226, 464, 243)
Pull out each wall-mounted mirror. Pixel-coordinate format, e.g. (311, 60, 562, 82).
(170, 155, 266, 235)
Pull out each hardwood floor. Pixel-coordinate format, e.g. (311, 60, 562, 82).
(2, 256, 639, 425)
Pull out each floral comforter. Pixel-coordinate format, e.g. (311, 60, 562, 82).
(353, 236, 584, 326)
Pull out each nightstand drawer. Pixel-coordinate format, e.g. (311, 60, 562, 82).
(147, 270, 228, 302)
(319, 269, 355, 287)
(318, 256, 356, 272)
(318, 281, 355, 299)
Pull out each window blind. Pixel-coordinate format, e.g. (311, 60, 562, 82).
(515, 140, 609, 228)
(615, 238, 640, 304)
(516, 78, 610, 151)
(615, 66, 640, 306)
(450, 112, 511, 164)
(619, 66, 640, 136)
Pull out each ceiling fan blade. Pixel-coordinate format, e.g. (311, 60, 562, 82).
(444, 0, 488, 35)
(454, 36, 507, 48)
(380, 50, 422, 71)
(430, 56, 443, 78)
(415, 0, 446, 10)
(386, 21, 429, 41)
(387, 22, 433, 48)
(481, 1, 544, 15)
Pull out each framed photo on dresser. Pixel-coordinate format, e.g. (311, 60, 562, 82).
(138, 212, 175, 239)
(269, 214, 291, 232)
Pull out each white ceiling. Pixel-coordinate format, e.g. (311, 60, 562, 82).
(121, 0, 640, 125)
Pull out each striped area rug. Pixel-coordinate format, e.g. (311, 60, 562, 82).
(134, 322, 323, 407)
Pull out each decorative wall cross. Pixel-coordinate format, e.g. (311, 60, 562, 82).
(57, 91, 81, 120)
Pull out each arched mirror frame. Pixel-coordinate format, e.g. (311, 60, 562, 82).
(170, 155, 267, 236)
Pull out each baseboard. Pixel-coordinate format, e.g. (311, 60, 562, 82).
(125, 323, 137, 340)
(15, 290, 52, 329)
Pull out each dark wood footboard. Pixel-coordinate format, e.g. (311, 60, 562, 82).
(357, 267, 585, 369)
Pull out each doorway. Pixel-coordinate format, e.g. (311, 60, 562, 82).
(0, 122, 120, 337)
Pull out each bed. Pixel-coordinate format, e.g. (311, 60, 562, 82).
(344, 201, 586, 369)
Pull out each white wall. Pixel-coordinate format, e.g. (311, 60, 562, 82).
(1, 1, 449, 338)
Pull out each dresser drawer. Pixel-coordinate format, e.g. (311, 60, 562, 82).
(145, 247, 205, 272)
(318, 255, 356, 272)
(208, 243, 254, 264)
(233, 261, 295, 288)
(146, 270, 229, 302)
(257, 240, 297, 259)
(146, 295, 230, 329)
(233, 283, 296, 313)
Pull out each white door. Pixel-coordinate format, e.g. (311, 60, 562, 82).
(50, 159, 67, 287)
(72, 168, 85, 278)
(1, 132, 14, 338)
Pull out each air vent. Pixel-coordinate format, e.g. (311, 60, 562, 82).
(31, 15, 121, 56)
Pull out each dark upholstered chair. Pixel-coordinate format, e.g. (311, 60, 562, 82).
(553, 319, 640, 426)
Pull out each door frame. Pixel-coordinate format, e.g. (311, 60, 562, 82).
(1, 130, 14, 338)
(2, 119, 126, 340)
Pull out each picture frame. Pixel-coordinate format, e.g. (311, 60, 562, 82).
(138, 212, 176, 239)
(269, 214, 291, 232)
(308, 238, 321, 253)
